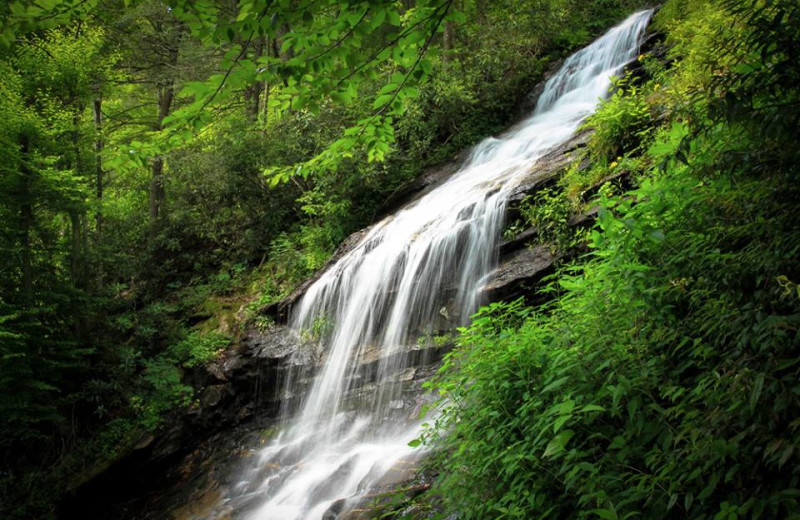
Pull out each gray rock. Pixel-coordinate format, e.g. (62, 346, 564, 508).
(241, 325, 300, 361)
(481, 245, 558, 302)
(506, 128, 592, 204)
(199, 385, 228, 409)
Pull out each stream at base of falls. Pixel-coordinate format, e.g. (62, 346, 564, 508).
(206, 10, 653, 520)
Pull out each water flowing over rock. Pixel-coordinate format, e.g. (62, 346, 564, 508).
(213, 10, 655, 520)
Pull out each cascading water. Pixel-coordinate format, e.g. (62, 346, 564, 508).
(227, 10, 652, 519)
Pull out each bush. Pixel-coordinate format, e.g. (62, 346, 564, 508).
(418, 2, 800, 518)
(422, 144, 800, 519)
(584, 74, 652, 161)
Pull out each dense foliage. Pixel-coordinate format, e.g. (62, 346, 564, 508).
(0, 0, 647, 517)
(419, 0, 800, 518)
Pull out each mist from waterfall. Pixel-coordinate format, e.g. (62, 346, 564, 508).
(229, 10, 653, 519)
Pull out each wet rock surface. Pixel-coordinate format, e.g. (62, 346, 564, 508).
(481, 244, 559, 302)
(506, 128, 592, 205)
(59, 322, 452, 520)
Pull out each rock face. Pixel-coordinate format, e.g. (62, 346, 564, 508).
(481, 245, 558, 302)
(58, 325, 304, 520)
(58, 320, 454, 520)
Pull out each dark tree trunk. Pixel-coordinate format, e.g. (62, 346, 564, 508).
(71, 106, 87, 289)
(149, 155, 166, 223)
(93, 97, 103, 234)
(244, 36, 266, 120)
(150, 76, 175, 225)
(19, 135, 33, 307)
(70, 210, 85, 339)
(70, 105, 87, 339)
(274, 24, 294, 88)
(443, 21, 454, 53)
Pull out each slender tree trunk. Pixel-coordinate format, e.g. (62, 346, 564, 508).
(150, 82, 174, 225)
(148, 22, 179, 228)
(70, 211, 81, 285)
(71, 107, 87, 289)
(93, 97, 103, 234)
(70, 210, 84, 339)
(70, 106, 87, 340)
(149, 155, 166, 222)
(443, 0, 461, 61)
(443, 21, 454, 54)
(476, 0, 486, 23)
(244, 36, 265, 120)
(19, 135, 33, 307)
(275, 24, 294, 87)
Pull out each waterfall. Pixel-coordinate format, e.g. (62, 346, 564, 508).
(231, 10, 653, 519)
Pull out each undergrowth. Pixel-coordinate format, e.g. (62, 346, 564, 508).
(414, 0, 800, 518)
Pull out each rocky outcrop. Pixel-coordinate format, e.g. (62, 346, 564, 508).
(59, 319, 454, 520)
(481, 244, 558, 302)
(507, 128, 592, 204)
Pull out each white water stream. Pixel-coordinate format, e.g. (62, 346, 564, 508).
(229, 10, 652, 519)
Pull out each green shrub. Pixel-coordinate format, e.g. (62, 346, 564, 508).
(170, 331, 230, 368)
(417, 2, 800, 517)
(583, 73, 652, 161)
(518, 187, 584, 252)
(422, 149, 800, 519)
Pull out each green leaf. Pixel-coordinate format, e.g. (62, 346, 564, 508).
(544, 429, 574, 458)
(371, 8, 386, 29)
(541, 376, 569, 394)
(750, 373, 764, 411)
(553, 414, 570, 433)
(590, 509, 618, 520)
(668, 494, 678, 510)
(387, 10, 401, 26)
(684, 493, 694, 511)
(372, 94, 393, 110)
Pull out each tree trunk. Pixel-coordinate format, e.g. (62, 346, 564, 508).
(70, 211, 82, 286)
(443, 21, 454, 54)
(148, 20, 179, 228)
(150, 81, 174, 225)
(71, 106, 87, 290)
(70, 210, 84, 339)
(19, 135, 33, 307)
(93, 97, 103, 234)
(244, 36, 265, 120)
(476, 0, 486, 23)
(70, 105, 87, 339)
(274, 24, 294, 88)
(149, 155, 166, 222)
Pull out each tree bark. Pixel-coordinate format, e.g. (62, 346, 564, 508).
(244, 36, 265, 120)
(274, 23, 294, 88)
(148, 17, 180, 228)
(150, 75, 175, 225)
(70, 210, 84, 339)
(443, 21, 454, 54)
(71, 106, 87, 290)
(19, 135, 33, 307)
(149, 155, 166, 222)
(93, 97, 103, 234)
